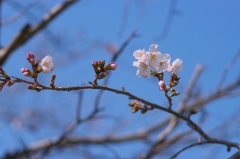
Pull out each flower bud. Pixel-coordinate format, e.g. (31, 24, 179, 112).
(105, 62, 117, 71)
(132, 108, 138, 113)
(128, 102, 134, 107)
(98, 60, 105, 68)
(97, 71, 108, 79)
(6, 80, 14, 86)
(30, 58, 35, 63)
(189, 107, 198, 114)
(159, 80, 168, 91)
(141, 109, 147, 114)
(23, 72, 29, 76)
(21, 68, 25, 73)
(52, 74, 56, 78)
(171, 91, 180, 96)
(108, 62, 117, 70)
(28, 85, 34, 90)
(26, 53, 34, 60)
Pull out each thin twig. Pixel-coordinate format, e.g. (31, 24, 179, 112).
(1, 0, 40, 26)
(170, 142, 209, 159)
(155, 0, 179, 41)
(217, 49, 240, 90)
(76, 90, 83, 120)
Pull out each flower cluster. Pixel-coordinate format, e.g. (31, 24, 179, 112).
(133, 44, 183, 78)
(20, 53, 55, 91)
(128, 100, 153, 114)
(21, 53, 54, 78)
(91, 60, 117, 85)
(132, 44, 183, 100)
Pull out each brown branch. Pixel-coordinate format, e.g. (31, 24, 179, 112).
(9, 76, 240, 150)
(138, 65, 204, 158)
(0, 0, 79, 65)
(3, 63, 240, 158)
(155, 0, 180, 41)
(170, 141, 209, 159)
(229, 150, 240, 159)
(217, 49, 240, 90)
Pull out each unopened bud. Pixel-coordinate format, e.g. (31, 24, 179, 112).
(128, 102, 134, 107)
(26, 53, 34, 60)
(97, 71, 108, 79)
(108, 62, 117, 70)
(21, 68, 25, 73)
(6, 80, 14, 86)
(23, 72, 29, 76)
(171, 91, 180, 96)
(98, 60, 105, 68)
(52, 74, 56, 78)
(30, 58, 34, 63)
(141, 109, 147, 114)
(28, 85, 34, 90)
(132, 108, 138, 113)
(189, 107, 198, 114)
(159, 80, 168, 91)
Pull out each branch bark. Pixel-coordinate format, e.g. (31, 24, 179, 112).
(0, 0, 79, 65)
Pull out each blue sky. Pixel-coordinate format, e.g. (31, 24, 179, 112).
(1, 0, 240, 158)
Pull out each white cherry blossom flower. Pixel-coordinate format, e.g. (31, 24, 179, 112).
(167, 58, 183, 75)
(133, 60, 150, 78)
(141, 44, 164, 69)
(40, 55, 54, 73)
(157, 54, 171, 73)
(149, 44, 158, 52)
(133, 49, 145, 60)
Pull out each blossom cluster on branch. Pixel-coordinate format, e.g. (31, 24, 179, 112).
(133, 44, 183, 78)
(132, 44, 184, 110)
(133, 44, 183, 93)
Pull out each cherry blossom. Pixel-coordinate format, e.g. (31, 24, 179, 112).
(167, 58, 183, 75)
(133, 60, 150, 78)
(157, 54, 171, 73)
(133, 49, 145, 60)
(142, 44, 164, 69)
(40, 55, 54, 73)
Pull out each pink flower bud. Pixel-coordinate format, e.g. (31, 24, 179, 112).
(30, 58, 34, 63)
(97, 71, 108, 79)
(21, 68, 25, 73)
(159, 80, 168, 91)
(109, 62, 117, 70)
(103, 71, 108, 75)
(26, 53, 34, 60)
(52, 74, 56, 78)
(23, 72, 29, 76)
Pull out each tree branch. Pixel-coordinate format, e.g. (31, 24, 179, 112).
(0, 0, 79, 65)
